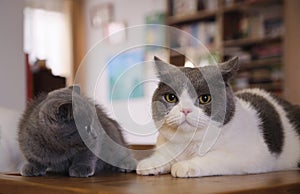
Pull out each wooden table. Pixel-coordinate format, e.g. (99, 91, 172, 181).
(1, 171, 300, 194)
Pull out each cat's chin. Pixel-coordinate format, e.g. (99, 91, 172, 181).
(178, 121, 199, 131)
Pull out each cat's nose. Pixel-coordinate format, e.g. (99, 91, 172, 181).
(181, 109, 192, 116)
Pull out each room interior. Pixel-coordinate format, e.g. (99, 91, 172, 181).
(0, 0, 300, 193)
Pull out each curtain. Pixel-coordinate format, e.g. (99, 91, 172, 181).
(24, 0, 73, 82)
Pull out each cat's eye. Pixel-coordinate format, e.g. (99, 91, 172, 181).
(164, 93, 178, 103)
(199, 94, 211, 104)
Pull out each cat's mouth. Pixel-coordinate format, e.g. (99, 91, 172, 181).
(165, 114, 203, 129)
(179, 119, 198, 128)
(179, 115, 209, 130)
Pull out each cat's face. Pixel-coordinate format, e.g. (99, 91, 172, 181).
(152, 57, 238, 132)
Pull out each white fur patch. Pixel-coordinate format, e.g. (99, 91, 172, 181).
(237, 89, 300, 170)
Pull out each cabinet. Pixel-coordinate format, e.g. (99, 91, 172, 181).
(166, 0, 285, 96)
(26, 57, 66, 98)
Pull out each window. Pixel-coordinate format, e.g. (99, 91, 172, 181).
(23, 1, 72, 80)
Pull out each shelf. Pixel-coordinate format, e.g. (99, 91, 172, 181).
(166, 9, 217, 26)
(222, 0, 283, 13)
(234, 81, 283, 92)
(166, 0, 286, 95)
(223, 35, 282, 47)
(239, 57, 282, 70)
(249, 81, 283, 91)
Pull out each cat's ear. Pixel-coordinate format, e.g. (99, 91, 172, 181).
(58, 103, 73, 121)
(219, 57, 239, 82)
(154, 56, 176, 78)
(69, 85, 80, 95)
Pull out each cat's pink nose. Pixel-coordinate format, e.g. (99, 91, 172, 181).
(181, 109, 192, 116)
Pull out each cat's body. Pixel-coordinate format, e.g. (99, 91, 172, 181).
(18, 86, 136, 177)
(137, 57, 300, 178)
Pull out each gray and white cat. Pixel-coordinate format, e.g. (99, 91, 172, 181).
(18, 86, 136, 177)
(137, 56, 300, 178)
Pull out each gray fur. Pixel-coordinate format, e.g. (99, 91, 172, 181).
(18, 86, 136, 177)
(272, 95, 300, 137)
(236, 92, 284, 154)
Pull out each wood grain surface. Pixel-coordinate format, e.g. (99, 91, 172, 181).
(0, 170, 300, 194)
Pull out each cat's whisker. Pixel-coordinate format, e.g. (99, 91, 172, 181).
(166, 115, 184, 126)
(189, 117, 205, 126)
(166, 119, 179, 126)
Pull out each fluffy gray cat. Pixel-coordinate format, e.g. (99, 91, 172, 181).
(18, 86, 136, 177)
(137, 56, 300, 177)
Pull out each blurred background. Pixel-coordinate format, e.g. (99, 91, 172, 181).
(0, 0, 299, 145)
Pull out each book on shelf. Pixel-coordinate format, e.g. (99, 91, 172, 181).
(169, 0, 218, 17)
(224, 47, 252, 64)
(251, 43, 282, 60)
(171, 0, 198, 16)
(234, 64, 283, 90)
(228, 0, 280, 6)
(170, 21, 217, 49)
(264, 17, 283, 37)
(224, 5, 283, 41)
(201, 0, 218, 11)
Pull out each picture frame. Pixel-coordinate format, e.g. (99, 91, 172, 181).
(90, 3, 114, 28)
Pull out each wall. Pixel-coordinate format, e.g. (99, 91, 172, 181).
(78, 0, 166, 144)
(0, 0, 26, 111)
(83, 0, 166, 50)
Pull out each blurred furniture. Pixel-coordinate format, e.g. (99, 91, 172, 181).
(26, 57, 66, 98)
(32, 68, 66, 97)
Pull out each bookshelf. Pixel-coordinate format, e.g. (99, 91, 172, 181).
(166, 9, 217, 25)
(165, 0, 285, 96)
(223, 35, 282, 47)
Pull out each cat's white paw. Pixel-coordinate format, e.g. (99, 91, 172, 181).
(136, 158, 170, 176)
(171, 161, 201, 178)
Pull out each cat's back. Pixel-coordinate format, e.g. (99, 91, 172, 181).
(235, 88, 300, 130)
(95, 104, 126, 146)
(235, 88, 300, 157)
(18, 94, 47, 132)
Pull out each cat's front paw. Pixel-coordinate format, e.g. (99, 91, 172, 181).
(136, 158, 170, 176)
(69, 165, 95, 178)
(118, 157, 137, 173)
(20, 163, 47, 177)
(171, 161, 201, 178)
